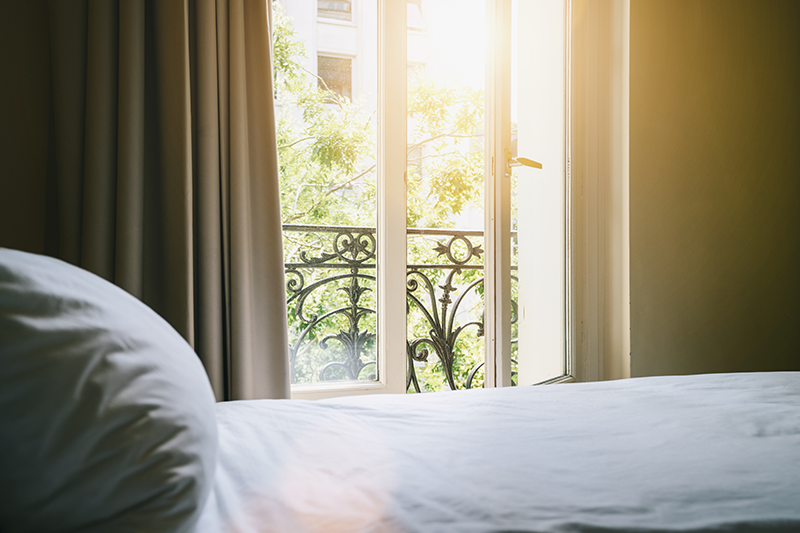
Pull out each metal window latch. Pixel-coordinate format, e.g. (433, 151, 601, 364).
(511, 157, 542, 169)
(506, 149, 542, 172)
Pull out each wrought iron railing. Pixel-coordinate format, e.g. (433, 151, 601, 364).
(283, 224, 516, 392)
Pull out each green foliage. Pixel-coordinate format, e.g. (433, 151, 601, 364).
(273, 3, 376, 230)
(406, 80, 485, 228)
(272, 2, 305, 84)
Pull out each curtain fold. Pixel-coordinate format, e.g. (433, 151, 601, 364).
(45, 0, 290, 401)
(115, 0, 145, 297)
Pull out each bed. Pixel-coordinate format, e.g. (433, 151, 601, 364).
(2, 248, 799, 533)
(199, 372, 800, 533)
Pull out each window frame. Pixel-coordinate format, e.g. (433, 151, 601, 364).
(406, 0, 426, 31)
(291, 0, 407, 400)
(569, 0, 631, 382)
(318, 0, 354, 23)
(289, 0, 631, 399)
(485, 0, 571, 388)
(317, 53, 355, 101)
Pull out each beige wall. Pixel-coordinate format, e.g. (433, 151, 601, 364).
(0, 1, 51, 254)
(630, 0, 800, 375)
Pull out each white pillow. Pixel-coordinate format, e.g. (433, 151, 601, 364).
(0, 249, 217, 533)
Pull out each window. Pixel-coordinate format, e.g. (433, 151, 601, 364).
(318, 0, 352, 22)
(274, 0, 382, 399)
(407, 0, 425, 30)
(407, 62, 425, 81)
(272, 0, 627, 399)
(317, 55, 353, 101)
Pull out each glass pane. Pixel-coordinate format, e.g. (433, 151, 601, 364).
(407, 0, 425, 30)
(512, 0, 567, 385)
(318, 0, 352, 22)
(406, 0, 486, 392)
(317, 55, 353, 101)
(274, 0, 379, 387)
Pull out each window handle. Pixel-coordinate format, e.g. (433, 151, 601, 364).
(505, 149, 543, 172)
(510, 157, 542, 169)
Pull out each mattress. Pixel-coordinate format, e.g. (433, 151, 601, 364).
(194, 372, 800, 532)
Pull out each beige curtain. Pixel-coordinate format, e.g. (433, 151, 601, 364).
(45, 0, 290, 401)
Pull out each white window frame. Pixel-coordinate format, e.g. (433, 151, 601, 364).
(483, 0, 512, 388)
(406, 0, 426, 32)
(292, 0, 407, 400)
(317, 0, 355, 24)
(569, 0, 630, 382)
(486, 0, 631, 387)
(291, 0, 630, 399)
(486, 0, 568, 387)
(316, 53, 355, 101)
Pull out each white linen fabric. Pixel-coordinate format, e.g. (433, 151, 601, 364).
(0, 249, 218, 533)
(196, 372, 800, 533)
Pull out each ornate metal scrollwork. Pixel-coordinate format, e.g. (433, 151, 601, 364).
(432, 234, 484, 265)
(284, 226, 377, 384)
(295, 228, 376, 267)
(333, 230, 376, 263)
(283, 224, 516, 391)
(405, 266, 485, 392)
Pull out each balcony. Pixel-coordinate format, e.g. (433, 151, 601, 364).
(283, 224, 517, 392)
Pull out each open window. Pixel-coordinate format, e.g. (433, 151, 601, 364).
(273, 0, 627, 399)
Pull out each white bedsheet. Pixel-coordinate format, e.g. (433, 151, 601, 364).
(194, 372, 800, 532)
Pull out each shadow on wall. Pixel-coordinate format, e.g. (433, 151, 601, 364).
(0, 1, 51, 254)
(630, 0, 800, 376)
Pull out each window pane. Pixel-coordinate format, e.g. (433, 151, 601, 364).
(406, 0, 486, 392)
(273, 1, 378, 387)
(512, 0, 568, 385)
(317, 55, 353, 101)
(318, 0, 352, 22)
(407, 0, 425, 30)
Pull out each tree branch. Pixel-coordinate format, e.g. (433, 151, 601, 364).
(279, 136, 316, 150)
(407, 132, 484, 155)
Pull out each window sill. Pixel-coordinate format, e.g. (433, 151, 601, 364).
(316, 17, 357, 28)
(291, 381, 394, 401)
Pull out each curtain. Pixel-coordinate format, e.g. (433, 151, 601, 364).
(45, 0, 290, 401)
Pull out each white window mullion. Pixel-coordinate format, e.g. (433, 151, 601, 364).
(484, 0, 513, 388)
(377, 0, 407, 394)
